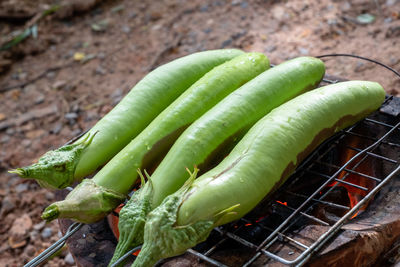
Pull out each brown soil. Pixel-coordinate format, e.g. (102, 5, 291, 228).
(0, 0, 399, 266)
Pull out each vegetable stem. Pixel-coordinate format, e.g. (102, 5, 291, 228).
(8, 168, 25, 177)
(41, 205, 60, 222)
(10, 131, 97, 189)
(41, 179, 126, 223)
(108, 173, 153, 266)
(131, 169, 214, 267)
(13, 49, 244, 189)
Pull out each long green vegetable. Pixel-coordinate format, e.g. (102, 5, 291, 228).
(10, 49, 244, 189)
(132, 80, 385, 267)
(110, 56, 325, 265)
(41, 52, 270, 223)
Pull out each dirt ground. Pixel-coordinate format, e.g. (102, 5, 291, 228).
(0, 0, 399, 266)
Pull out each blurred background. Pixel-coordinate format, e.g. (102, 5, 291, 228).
(0, 0, 399, 266)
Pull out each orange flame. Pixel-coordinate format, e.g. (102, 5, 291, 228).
(331, 137, 377, 218)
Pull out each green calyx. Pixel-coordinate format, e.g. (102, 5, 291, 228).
(132, 168, 214, 267)
(10, 132, 97, 189)
(109, 170, 153, 267)
(42, 179, 126, 223)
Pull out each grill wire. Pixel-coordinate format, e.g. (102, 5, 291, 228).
(23, 55, 400, 267)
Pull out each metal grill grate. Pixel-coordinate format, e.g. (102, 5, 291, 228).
(147, 95, 400, 267)
(108, 94, 400, 267)
(23, 55, 400, 267)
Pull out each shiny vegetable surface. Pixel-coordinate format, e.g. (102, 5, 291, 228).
(132, 80, 385, 267)
(111, 56, 325, 265)
(41, 52, 270, 223)
(11, 49, 244, 189)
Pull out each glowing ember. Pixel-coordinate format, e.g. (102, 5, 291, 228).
(133, 249, 141, 256)
(276, 200, 288, 206)
(255, 216, 266, 223)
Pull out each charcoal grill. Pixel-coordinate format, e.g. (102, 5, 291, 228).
(23, 55, 400, 267)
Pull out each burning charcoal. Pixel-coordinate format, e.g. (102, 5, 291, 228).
(235, 223, 270, 245)
(321, 186, 350, 208)
(312, 186, 350, 222)
(192, 229, 222, 253)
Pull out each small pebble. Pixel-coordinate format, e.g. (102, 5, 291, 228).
(85, 110, 100, 121)
(221, 39, 233, 48)
(33, 221, 46, 231)
(24, 245, 36, 257)
(231, 0, 241, 6)
(298, 47, 309, 55)
(95, 65, 107, 75)
(45, 192, 55, 201)
(34, 94, 45, 105)
(390, 57, 399, 65)
(71, 103, 80, 113)
(11, 72, 19, 80)
(7, 177, 19, 187)
(1, 196, 15, 215)
(384, 17, 392, 23)
(129, 11, 137, 19)
(97, 52, 106, 60)
(111, 88, 123, 105)
(6, 128, 15, 135)
(46, 71, 56, 79)
(29, 230, 39, 240)
(64, 252, 75, 265)
(21, 139, 31, 147)
(15, 183, 29, 193)
(51, 123, 63, 134)
(327, 18, 338, 25)
(200, 4, 209, 12)
(355, 61, 365, 72)
(52, 80, 67, 90)
(25, 84, 36, 91)
(65, 112, 78, 120)
(41, 227, 53, 239)
(122, 25, 131, 33)
(71, 129, 82, 137)
(19, 72, 27, 80)
(265, 45, 277, 53)
(1, 135, 10, 143)
(386, 0, 398, 6)
(341, 2, 351, 11)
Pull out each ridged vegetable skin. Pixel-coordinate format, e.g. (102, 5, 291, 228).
(132, 80, 386, 267)
(110, 56, 326, 265)
(11, 49, 244, 189)
(41, 52, 270, 223)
